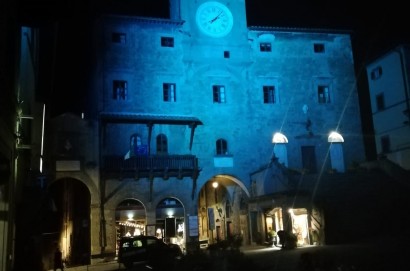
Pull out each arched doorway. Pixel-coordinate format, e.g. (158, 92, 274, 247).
(115, 199, 146, 255)
(197, 176, 250, 248)
(48, 178, 91, 267)
(272, 132, 289, 166)
(328, 131, 345, 173)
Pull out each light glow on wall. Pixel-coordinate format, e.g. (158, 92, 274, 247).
(40, 104, 45, 173)
(328, 131, 344, 143)
(167, 210, 174, 217)
(272, 132, 288, 143)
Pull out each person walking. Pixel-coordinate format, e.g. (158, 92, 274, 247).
(54, 247, 64, 271)
(277, 230, 286, 248)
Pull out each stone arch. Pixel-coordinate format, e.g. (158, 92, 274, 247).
(197, 174, 250, 246)
(107, 190, 149, 257)
(116, 198, 146, 238)
(46, 177, 91, 267)
(52, 171, 99, 205)
(107, 184, 151, 215)
(213, 174, 250, 198)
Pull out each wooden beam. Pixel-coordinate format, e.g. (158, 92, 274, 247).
(189, 123, 197, 151)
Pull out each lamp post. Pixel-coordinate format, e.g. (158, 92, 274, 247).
(212, 181, 218, 203)
(212, 181, 219, 242)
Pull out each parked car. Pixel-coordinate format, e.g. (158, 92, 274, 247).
(118, 235, 183, 270)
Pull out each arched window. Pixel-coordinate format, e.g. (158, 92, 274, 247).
(272, 132, 288, 166)
(130, 134, 142, 156)
(216, 138, 228, 155)
(156, 134, 168, 154)
(328, 131, 345, 173)
(272, 132, 288, 143)
(328, 131, 344, 143)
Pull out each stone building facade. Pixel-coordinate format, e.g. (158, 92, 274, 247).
(44, 0, 365, 264)
(366, 44, 410, 170)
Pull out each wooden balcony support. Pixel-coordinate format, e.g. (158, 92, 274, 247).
(100, 113, 203, 156)
(189, 123, 197, 151)
(149, 177, 153, 202)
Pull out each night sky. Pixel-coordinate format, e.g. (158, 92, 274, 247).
(247, 1, 410, 60)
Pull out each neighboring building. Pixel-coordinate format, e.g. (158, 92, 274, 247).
(366, 44, 410, 170)
(0, 3, 18, 270)
(0, 2, 49, 270)
(44, 0, 366, 264)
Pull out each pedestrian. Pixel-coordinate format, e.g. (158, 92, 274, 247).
(277, 230, 286, 248)
(54, 247, 64, 271)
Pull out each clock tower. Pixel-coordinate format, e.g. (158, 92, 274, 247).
(195, 2, 234, 38)
(174, 0, 248, 42)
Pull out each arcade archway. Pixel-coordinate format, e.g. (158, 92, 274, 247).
(197, 175, 250, 248)
(115, 199, 146, 254)
(48, 178, 91, 267)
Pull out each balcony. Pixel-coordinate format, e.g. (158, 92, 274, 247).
(102, 155, 201, 180)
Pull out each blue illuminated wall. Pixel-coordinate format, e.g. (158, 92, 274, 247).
(84, 0, 366, 253)
(92, 9, 365, 184)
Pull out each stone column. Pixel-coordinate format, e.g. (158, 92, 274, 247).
(90, 204, 101, 262)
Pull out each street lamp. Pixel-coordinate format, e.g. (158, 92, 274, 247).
(212, 181, 220, 243)
(212, 181, 218, 202)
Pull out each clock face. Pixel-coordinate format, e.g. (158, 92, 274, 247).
(195, 2, 234, 38)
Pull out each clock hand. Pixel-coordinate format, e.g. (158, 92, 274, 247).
(209, 11, 223, 23)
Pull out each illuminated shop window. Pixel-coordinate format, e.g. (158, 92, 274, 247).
(263, 85, 276, 104)
(113, 80, 127, 100)
(163, 83, 176, 102)
(216, 138, 228, 155)
(161, 36, 174, 47)
(213, 85, 226, 103)
(260, 42, 272, 52)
